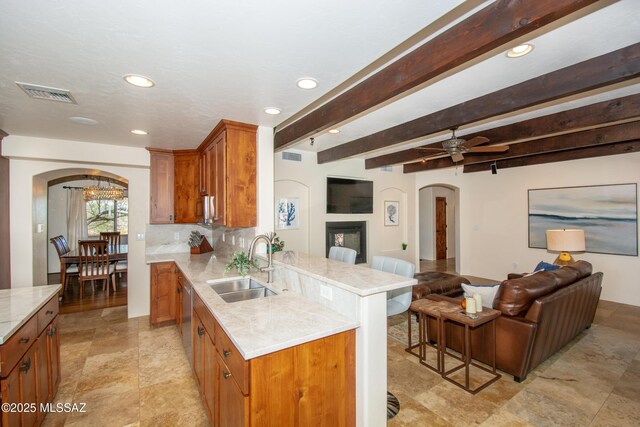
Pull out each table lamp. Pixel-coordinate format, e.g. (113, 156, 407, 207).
(545, 229, 586, 265)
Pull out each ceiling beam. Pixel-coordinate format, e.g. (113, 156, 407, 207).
(318, 42, 640, 164)
(274, 0, 601, 151)
(365, 93, 640, 169)
(403, 121, 640, 173)
(462, 139, 640, 173)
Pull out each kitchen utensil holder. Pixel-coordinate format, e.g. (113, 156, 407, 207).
(191, 236, 213, 254)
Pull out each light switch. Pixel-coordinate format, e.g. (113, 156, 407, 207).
(36, 223, 44, 233)
(136, 233, 145, 241)
(174, 232, 180, 241)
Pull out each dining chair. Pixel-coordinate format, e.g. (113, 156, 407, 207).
(78, 240, 116, 299)
(101, 232, 127, 288)
(50, 235, 78, 294)
(328, 246, 357, 264)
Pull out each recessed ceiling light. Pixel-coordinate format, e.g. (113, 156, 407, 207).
(296, 78, 318, 90)
(264, 107, 281, 115)
(123, 74, 155, 88)
(69, 116, 98, 126)
(506, 43, 534, 58)
(328, 129, 340, 134)
(130, 129, 148, 135)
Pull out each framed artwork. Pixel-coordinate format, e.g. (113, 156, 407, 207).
(528, 183, 638, 256)
(384, 201, 399, 226)
(276, 198, 299, 230)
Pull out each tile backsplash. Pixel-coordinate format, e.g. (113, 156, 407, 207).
(145, 224, 256, 257)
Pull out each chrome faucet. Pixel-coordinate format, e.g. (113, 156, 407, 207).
(248, 232, 275, 283)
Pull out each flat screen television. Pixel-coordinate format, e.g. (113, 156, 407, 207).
(326, 177, 373, 214)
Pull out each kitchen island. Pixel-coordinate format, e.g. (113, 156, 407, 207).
(146, 251, 416, 427)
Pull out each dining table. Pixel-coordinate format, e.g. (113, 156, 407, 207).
(60, 244, 128, 289)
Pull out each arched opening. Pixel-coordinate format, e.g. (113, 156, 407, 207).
(417, 184, 460, 273)
(33, 168, 129, 312)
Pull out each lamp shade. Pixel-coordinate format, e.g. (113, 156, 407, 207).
(546, 229, 586, 252)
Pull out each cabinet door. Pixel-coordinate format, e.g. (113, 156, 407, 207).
(150, 263, 177, 325)
(150, 150, 175, 223)
(225, 126, 256, 227)
(216, 353, 249, 427)
(214, 132, 226, 226)
(47, 318, 61, 396)
(203, 331, 216, 422)
(173, 152, 199, 224)
(19, 347, 38, 427)
(204, 142, 216, 197)
(35, 331, 50, 422)
(1, 365, 21, 427)
(199, 150, 207, 195)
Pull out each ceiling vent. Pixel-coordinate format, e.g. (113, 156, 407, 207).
(282, 152, 302, 162)
(16, 82, 77, 104)
(380, 166, 393, 172)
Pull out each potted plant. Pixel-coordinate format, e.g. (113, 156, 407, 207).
(401, 242, 408, 250)
(224, 251, 259, 277)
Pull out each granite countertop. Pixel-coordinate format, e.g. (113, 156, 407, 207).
(146, 251, 415, 360)
(0, 285, 62, 344)
(271, 251, 417, 296)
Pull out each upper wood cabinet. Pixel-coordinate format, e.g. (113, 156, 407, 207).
(198, 120, 257, 228)
(148, 149, 175, 224)
(173, 151, 200, 224)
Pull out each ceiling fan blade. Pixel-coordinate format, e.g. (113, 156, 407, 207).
(461, 136, 490, 149)
(415, 147, 447, 152)
(450, 152, 464, 162)
(468, 145, 509, 153)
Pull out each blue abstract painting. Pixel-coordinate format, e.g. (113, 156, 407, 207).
(528, 184, 638, 256)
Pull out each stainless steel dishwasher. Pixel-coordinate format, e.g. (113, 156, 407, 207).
(181, 278, 193, 365)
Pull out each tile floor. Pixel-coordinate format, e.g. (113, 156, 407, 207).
(42, 300, 640, 426)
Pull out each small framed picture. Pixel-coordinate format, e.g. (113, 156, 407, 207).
(276, 198, 300, 230)
(384, 201, 399, 226)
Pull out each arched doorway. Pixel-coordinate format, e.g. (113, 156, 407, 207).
(418, 184, 460, 273)
(34, 168, 129, 312)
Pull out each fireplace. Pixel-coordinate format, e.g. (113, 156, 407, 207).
(326, 221, 367, 264)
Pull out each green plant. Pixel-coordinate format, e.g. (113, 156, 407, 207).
(270, 236, 285, 253)
(401, 242, 408, 250)
(224, 251, 259, 277)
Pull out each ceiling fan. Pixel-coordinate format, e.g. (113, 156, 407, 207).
(417, 128, 509, 163)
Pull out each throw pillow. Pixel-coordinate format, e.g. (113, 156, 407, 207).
(534, 261, 561, 272)
(461, 283, 501, 308)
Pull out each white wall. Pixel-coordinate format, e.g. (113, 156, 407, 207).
(274, 150, 417, 265)
(414, 152, 640, 306)
(3, 135, 150, 318)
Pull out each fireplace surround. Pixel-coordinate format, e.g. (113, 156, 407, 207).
(326, 221, 367, 264)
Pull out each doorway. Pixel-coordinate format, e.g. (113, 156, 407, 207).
(418, 185, 459, 273)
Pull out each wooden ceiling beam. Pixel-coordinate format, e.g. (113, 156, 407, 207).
(462, 140, 640, 173)
(274, 0, 601, 151)
(403, 121, 640, 173)
(318, 42, 640, 164)
(365, 93, 640, 169)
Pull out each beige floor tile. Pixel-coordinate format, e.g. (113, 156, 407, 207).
(502, 387, 593, 426)
(479, 407, 537, 427)
(590, 393, 640, 427)
(414, 382, 499, 426)
(139, 376, 208, 427)
(64, 388, 140, 427)
(388, 390, 452, 426)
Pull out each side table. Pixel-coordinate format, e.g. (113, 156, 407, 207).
(440, 307, 502, 394)
(407, 299, 459, 373)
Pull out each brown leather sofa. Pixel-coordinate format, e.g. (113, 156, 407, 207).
(425, 261, 602, 382)
(412, 271, 469, 300)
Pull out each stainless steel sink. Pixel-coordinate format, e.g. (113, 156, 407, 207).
(208, 278, 276, 303)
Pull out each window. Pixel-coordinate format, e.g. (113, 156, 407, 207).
(86, 198, 128, 236)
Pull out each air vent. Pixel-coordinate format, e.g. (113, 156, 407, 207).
(380, 166, 393, 172)
(16, 82, 77, 104)
(282, 152, 302, 162)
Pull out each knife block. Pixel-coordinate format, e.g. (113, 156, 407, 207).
(190, 236, 213, 254)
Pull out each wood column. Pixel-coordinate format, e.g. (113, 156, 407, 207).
(0, 130, 10, 289)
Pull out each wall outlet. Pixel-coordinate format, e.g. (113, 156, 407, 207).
(239, 237, 244, 248)
(174, 232, 180, 241)
(222, 233, 225, 242)
(231, 235, 236, 246)
(136, 233, 145, 241)
(36, 223, 44, 233)
(320, 285, 333, 301)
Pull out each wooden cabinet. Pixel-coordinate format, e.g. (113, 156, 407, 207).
(150, 262, 177, 325)
(190, 289, 355, 426)
(176, 275, 184, 335)
(149, 149, 175, 223)
(198, 120, 257, 228)
(0, 294, 61, 427)
(173, 151, 200, 224)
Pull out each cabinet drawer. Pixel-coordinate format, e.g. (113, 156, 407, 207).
(215, 323, 249, 395)
(193, 292, 216, 340)
(37, 296, 59, 335)
(0, 315, 37, 377)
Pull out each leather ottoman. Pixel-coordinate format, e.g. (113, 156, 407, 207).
(412, 271, 470, 300)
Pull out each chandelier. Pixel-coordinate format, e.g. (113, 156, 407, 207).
(83, 181, 125, 201)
